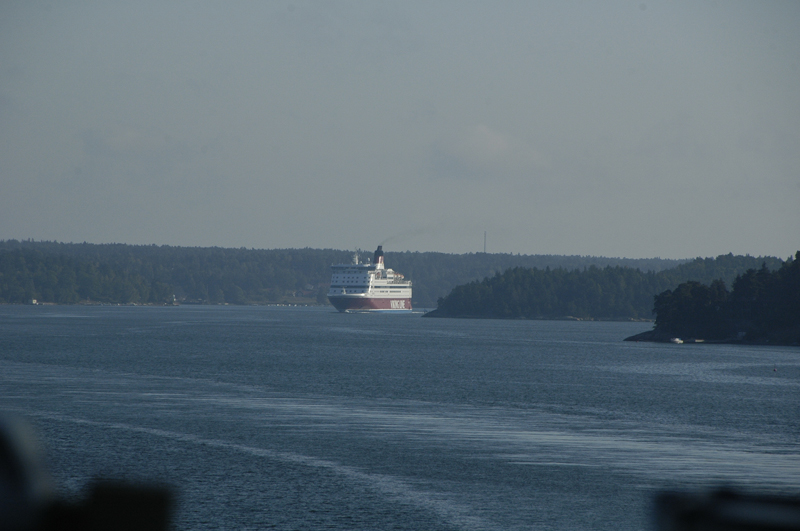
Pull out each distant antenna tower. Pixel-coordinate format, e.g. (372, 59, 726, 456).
(484, 231, 487, 254)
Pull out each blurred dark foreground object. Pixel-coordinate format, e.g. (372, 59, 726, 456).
(1, 415, 172, 531)
(655, 489, 800, 531)
(38, 481, 172, 531)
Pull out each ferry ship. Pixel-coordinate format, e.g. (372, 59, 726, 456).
(327, 246, 412, 312)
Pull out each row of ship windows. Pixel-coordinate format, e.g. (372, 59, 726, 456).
(330, 286, 407, 290)
(331, 280, 404, 285)
(332, 291, 406, 294)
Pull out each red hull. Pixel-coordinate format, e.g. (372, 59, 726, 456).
(328, 296, 412, 312)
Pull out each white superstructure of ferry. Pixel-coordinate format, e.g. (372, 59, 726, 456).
(327, 246, 412, 312)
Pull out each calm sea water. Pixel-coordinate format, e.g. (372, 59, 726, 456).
(1, 305, 798, 530)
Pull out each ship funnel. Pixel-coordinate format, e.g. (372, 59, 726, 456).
(374, 246, 384, 269)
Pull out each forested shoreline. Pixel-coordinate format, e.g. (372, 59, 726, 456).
(0, 241, 787, 320)
(0, 240, 695, 308)
(425, 253, 788, 320)
(426, 247, 798, 345)
(1, 240, 695, 308)
(0, 242, 351, 306)
(627, 252, 800, 345)
(0, 240, 689, 307)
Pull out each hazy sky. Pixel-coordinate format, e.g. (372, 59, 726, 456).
(1, 1, 798, 259)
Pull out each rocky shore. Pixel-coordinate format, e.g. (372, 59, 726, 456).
(624, 327, 800, 346)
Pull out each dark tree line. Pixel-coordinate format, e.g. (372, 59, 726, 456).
(0, 243, 352, 305)
(0, 240, 694, 307)
(427, 265, 671, 319)
(0, 240, 786, 310)
(652, 252, 800, 344)
(426, 253, 791, 321)
(387, 251, 689, 310)
(0, 249, 173, 304)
